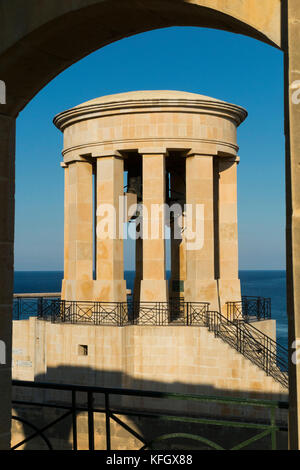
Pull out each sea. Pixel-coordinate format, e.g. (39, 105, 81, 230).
(13, 270, 288, 349)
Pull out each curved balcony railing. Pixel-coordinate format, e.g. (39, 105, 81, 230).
(13, 296, 210, 326)
(13, 294, 272, 324)
(12, 295, 288, 388)
(226, 296, 272, 322)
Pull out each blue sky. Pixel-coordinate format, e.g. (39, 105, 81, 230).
(14, 26, 285, 271)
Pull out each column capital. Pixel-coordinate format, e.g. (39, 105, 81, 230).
(95, 150, 124, 159)
(218, 152, 240, 163)
(217, 150, 239, 161)
(185, 150, 215, 158)
(219, 155, 240, 164)
(60, 162, 68, 168)
(138, 147, 169, 156)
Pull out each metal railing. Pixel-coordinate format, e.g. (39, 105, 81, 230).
(12, 296, 287, 388)
(57, 300, 210, 326)
(13, 297, 210, 326)
(226, 296, 271, 322)
(14, 294, 272, 324)
(13, 294, 60, 320)
(207, 311, 288, 388)
(12, 380, 288, 451)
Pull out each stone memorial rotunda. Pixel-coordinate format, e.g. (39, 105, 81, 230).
(54, 90, 247, 314)
(11, 92, 287, 451)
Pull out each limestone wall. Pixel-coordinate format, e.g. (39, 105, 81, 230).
(12, 318, 287, 398)
(11, 317, 288, 449)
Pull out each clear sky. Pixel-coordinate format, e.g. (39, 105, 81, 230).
(14, 26, 285, 271)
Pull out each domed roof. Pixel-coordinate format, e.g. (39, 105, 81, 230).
(54, 90, 247, 131)
(74, 90, 224, 107)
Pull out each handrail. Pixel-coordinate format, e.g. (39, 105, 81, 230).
(12, 379, 288, 407)
(13, 298, 210, 325)
(226, 296, 271, 322)
(207, 311, 288, 389)
(12, 296, 288, 389)
(12, 379, 288, 450)
(13, 293, 61, 298)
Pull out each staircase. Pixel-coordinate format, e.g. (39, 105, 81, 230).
(205, 310, 288, 389)
(17, 293, 288, 388)
(168, 300, 288, 389)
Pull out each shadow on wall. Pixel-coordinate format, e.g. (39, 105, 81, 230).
(11, 365, 288, 451)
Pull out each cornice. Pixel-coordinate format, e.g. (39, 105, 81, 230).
(53, 97, 247, 132)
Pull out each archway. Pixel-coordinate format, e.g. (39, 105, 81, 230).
(0, 0, 299, 449)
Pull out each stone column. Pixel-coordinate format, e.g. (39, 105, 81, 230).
(284, 0, 300, 450)
(140, 150, 168, 303)
(218, 157, 241, 314)
(61, 163, 69, 299)
(133, 235, 143, 304)
(0, 114, 15, 449)
(169, 170, 186, 301)
(95, 152, 126, 302)
(184, 153, 218, 310)
(62, 160, 94, 301)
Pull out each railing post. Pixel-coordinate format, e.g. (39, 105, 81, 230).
(237, 325, 240, 352)
(243, 298, 248, 321)
(37, 297, 43, 318)
(17, 297, 20, 320)
(257, 297, 261, 320)
(61, 300, 65, 322)
(87, 391, 94, 450)
(226, 302, 231, 322)
(236, 324, 244, 354)
(265, 337, 270, 376)
(270, 408, 277, 450)
(105, 392, 111, 450)
(72, 390, 78, 451)
(93, 301, 95, 324)
(214, 312, 218, 337)
(240, 326, 244, 354)
(119, 302, 121, 326)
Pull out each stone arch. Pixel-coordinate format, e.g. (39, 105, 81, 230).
(2, 0, 300, 451)
(0, 0, 281, 117)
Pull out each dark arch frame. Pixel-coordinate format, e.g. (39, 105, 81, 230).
(0, 0, 299, 450)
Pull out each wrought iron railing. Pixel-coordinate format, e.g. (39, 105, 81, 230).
(14, 295, 272, 324)
(226, 296, 271, 322)
(12, 296, 287, 387)
(12, 380, 288, 450)
(13, 294, 61, 320)
(58, 299, 210, 326)
(207, 311, 288, 388)
(129, 300, 210, 326)
(13, 297, 210, 326)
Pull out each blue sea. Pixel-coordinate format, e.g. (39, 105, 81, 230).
(14, 270, 288, 348)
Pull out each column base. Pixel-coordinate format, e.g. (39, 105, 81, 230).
(62, 279, 94, 301)
(61, 279, 127, 302)
(184, 280, 219, 311)
(93, 280, 127, 302)
(133, 276, 142, 303)
(169, 278, 185, 300)
(140, 280, 169, 302)
(218, 279, 241, 316)
(139, 280, 169, 324)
